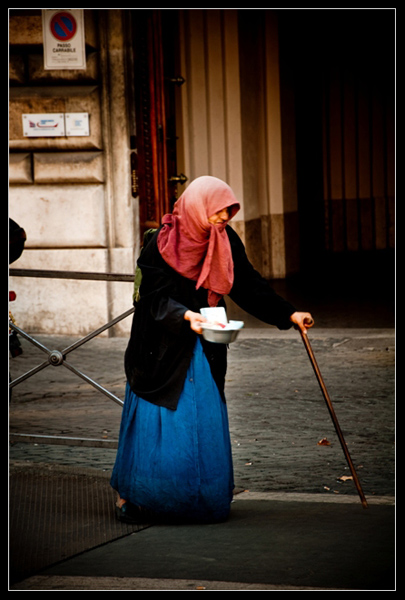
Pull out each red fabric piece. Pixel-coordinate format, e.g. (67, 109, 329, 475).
(157, 176, 240, 306)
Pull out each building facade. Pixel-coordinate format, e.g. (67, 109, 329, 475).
(9, 9, 395, 336)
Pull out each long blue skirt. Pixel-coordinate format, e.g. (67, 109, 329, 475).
(110, 338, 234, 523)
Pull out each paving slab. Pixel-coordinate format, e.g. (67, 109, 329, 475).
(18, 492, 394, 591)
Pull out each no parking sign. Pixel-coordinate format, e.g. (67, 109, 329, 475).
(42, 9, 86, 70)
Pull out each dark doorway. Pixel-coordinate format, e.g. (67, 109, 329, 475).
(276, 9, 395, 326)
(279, 9, 395, 277)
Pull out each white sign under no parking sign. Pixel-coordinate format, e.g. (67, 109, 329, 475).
(22, 113, 65, 137)
(22, 113, 90, 137)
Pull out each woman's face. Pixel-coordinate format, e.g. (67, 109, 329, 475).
(208, 207, 230, 225)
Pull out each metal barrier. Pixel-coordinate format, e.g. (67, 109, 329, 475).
(9, 268, 135, 448)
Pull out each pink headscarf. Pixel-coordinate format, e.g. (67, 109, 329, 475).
(157, 176, 240, 306)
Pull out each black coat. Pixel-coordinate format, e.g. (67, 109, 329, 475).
(124, 226, 296, 410)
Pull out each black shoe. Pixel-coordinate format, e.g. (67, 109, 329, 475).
(115, 502, 150, 524)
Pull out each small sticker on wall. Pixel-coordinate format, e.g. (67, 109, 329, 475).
(22, 113, 90, 137)
(23, 114, 65, 137)
(65, 113, 90, 136)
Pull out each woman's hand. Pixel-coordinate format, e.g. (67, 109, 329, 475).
(290, 311, 314, 334)
(184, 310, 207, 334)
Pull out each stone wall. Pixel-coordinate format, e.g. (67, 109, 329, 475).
(9, 10, 137, 337)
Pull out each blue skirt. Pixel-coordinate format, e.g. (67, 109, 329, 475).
(110, 338, 234, 523)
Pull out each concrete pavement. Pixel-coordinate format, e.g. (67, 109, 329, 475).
(14, 492, 394, 591)
(9, 273, 395, 590)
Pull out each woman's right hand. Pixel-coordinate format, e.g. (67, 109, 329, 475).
(184, 310, 207, 334)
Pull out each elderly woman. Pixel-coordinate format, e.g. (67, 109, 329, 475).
(111, 176, 313, 524)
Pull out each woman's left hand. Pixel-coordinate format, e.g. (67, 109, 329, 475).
(290, 311, 314, 334)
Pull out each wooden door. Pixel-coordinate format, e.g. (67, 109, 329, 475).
(130, 10, 186, 236)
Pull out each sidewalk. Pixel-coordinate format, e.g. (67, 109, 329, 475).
(9, 274, 395, 590)
(13, 491, 394, 591)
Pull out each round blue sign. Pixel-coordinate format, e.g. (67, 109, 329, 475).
(50, 12, 77, 42)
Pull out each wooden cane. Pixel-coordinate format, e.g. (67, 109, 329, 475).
(298, 320, 368, 509)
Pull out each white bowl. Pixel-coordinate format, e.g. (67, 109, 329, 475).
(201, 321, 244, 344)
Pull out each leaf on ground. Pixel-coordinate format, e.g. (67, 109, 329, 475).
(337, 475, 353, 482)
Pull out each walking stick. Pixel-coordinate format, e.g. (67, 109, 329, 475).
(298, 320, 368, 509)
